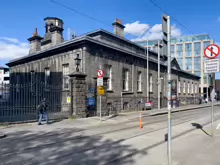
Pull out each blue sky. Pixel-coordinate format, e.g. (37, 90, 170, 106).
(0, 0, 220, 77)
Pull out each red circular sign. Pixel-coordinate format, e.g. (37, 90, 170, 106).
(97, 70, 104, 78)
(204, 44, 220, 59)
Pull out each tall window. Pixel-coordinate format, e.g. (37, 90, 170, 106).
(194, 57, 201, 70)
(188, 82, 190, 94)
(191, 82, 194, 94)
(30, 71, 35, 92)
(171, 45, 175, 57)
(195, 83, 197, 93)
(137, 71, 142, 92)
(178, 81, 181, 93)
(185, 43, 192, 56)
(183, 81, 186, 93)
(122, 68, 129, 91)
(160, 76, 163, 92)
(149, 74, 153, 92)
(185, 58, 192, 70)
(194, 42, 201, 57)
(177, 44, 183, 57)
(62, 64, 69, 90)
(107, 65, 112, 90)
(45, 68, 50, 89)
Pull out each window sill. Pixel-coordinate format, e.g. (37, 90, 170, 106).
(62, 89, 70, 92)
(107, 90, 114, 93)
(137, 91, 143, 93)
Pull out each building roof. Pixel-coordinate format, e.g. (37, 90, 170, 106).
(6, 28, 200, 79)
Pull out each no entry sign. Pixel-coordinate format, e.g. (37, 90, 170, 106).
(97, 70, 104, 78)
(204, 44, 220, 59)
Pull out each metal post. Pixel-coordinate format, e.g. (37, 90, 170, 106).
(167, 16, 172, 165)
(100, 95, 102, 122)
(158, 40, 160, 109)
(211, 91, 214, 136)
(207, 74, 209, 101)
(99, 65, 102, 122)
(211, 73, 215, 136)
(146, 39, 149, 102)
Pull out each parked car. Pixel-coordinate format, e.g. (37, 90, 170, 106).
(144, 101, 153, 110)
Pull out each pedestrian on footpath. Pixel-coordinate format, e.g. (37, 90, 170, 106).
(37, 98, 49, 125)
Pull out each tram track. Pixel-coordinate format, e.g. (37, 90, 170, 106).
(1, 109, 218, 165)
(0, 108, 210, 156)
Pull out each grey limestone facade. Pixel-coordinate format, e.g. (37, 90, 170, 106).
(6, 17, 200, 117)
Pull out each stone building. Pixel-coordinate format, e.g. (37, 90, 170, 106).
(6, 17, 200, 117)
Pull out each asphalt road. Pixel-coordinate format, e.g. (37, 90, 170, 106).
(0, 107, 219, 165)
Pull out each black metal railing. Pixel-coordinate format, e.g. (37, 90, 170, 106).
(0, 82, 69, 123)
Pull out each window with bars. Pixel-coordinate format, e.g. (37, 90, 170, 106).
(122, 68, 129, 91)
(188, 82, 190, 94)
(62, 64, 69, 90)
(30, 71, 35, 92)
(178, 81, 181, 93)
(195, 83, 197, 93)
(137, 71, 142, 92)
(149, 74, 153, 92)
(160, 76, 163, 93)
(183, 81, 186, 93)
(107, 65, 113, 90)
(45, 68, 50, 90)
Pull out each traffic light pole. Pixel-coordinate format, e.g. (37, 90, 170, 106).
(167, 16, 172, 165)
(163, 14, 172, 165)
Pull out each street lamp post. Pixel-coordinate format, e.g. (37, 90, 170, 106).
(74, 54, 81, 72)
(155, 41, 163, 109)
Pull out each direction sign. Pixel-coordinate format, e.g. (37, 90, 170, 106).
(97, 77, 103, 86)
(97, 70, 104, 78)
(204, 59, 220, 73)
(204, 44, 220, 59)
(98, 86, 105, 95)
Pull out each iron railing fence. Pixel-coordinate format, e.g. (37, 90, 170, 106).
(0, 82, 70, 123)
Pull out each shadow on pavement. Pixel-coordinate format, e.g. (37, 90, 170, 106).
(191, 123, 212, 137)
(0, 127, 144, 165)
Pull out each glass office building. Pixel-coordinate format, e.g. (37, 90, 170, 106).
(135, 34, 214, 98)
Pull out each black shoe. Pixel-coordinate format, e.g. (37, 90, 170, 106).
(38, 123, 42, 125)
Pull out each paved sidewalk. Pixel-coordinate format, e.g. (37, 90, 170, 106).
(98, 102, 220, 122)
(0, 103, 218, 134)
(122, 118, 220, 165)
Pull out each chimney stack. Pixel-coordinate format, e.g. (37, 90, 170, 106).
(27, 28, 43, 54)
(112, 18, 125, 38)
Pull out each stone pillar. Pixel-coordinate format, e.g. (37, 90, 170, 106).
(93, 76, 109, 116)
(69, 72, 87, 118)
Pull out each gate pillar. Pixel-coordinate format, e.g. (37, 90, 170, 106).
(69, 72, 87, 118)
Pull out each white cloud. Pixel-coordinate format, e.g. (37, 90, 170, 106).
(125, 21, 182, 41)
(124, 21, 150, 36)
(215, 42, 220, 46)
(0, 37, 29, 62)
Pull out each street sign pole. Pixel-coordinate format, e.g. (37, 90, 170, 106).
(204, 44, 220, 137)
(162, 14, 172, 165)
(167, 16, 172, 165)
(100, 66, 102, 122)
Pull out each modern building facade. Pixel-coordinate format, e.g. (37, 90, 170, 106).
(5, 17, 200, 118)
(135, 34, 214, 98)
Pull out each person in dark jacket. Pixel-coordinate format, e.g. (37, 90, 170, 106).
(37, 98, 49, 125)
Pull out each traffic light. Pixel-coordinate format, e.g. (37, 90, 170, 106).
(162, 14, 168, 57)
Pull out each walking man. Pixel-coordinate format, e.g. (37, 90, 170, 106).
(37, 98, 49, 125)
